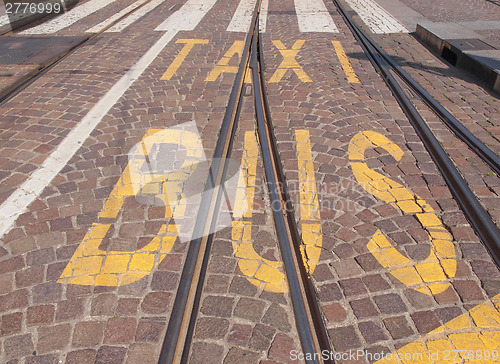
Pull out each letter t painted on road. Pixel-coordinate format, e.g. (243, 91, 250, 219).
(161, 39, 209, 80)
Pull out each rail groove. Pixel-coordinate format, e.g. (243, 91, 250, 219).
(331, 0, 500, 265)
(251, 16, 334, 364)
(5, 0, 499, 362)
(158, 1, 262, 363)
(158, 1, 334, 363)
(0, 0, 159, 107)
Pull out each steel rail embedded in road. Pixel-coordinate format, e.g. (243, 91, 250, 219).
(159, 1, 335, 362)
(251, 19, 334, 364)
(331, 0, 500, 266)
(158, 1, 262, 363)
(0, 0, 159, 107)
(337, 3, 500, 176)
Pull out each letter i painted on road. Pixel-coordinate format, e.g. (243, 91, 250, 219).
(331, 41, 359, 83)
(161, 39, 209, 80)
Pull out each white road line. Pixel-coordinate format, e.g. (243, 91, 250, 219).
(259, 0, 268, 32)
(343, 0, 408, 34)
(22, 0, 119, 34)
(226, 0, 268, 33)
(104, 0, 165, 33)
(85, 0, 150, 33)
(294, 0, 338, 33)
(155, 0, 216, 31)
(0, 0, 217, 241)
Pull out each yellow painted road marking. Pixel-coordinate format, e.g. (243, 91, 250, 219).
(269, 40, 312, 83)
(375, 293, 500, 363)
(349, 131, 456, 295)
(295, 130, 322, 275)
(160, 39, 359, 83)
(331, 40, 359, 83)
(232, 130, 323, 293)
(59, 128, 204, 286)
(205, 40, 253, 83)
(232, 131, 288, 293)
(161, 39, 209, 80)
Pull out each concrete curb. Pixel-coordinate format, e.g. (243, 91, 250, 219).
(415, 21, 500, 94)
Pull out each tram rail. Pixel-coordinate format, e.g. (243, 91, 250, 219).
(158, 0, 260, 362)
(251, 15, 334, 364)
(158, 0, 333, 363)
(330, 0, 500, 266)
(0, 0, 159, 106)
(1, 0, 499, 363)
(158, 1, 500, 363)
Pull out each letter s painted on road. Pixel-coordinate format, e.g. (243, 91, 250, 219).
(348, 131, 456, 295)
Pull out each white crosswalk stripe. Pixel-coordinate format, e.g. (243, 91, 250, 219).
(343, 0, 408, 34)
(259, 0, 268, 32)
(155, 0, 218, 31)
(226, 0, 268, 33)
(22, 0, 119, 34)
(102, 0, 165, 33)
(0, 0, 219, 241)
(13, 0, 410, 36)
(85, 0, 151, 33)
(294, 0, 339, 33)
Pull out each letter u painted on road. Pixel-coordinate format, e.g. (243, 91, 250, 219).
(232, 130, 322, 293)
(348, 131, 457, 295)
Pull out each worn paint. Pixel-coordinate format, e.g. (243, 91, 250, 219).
(161, 39, 209, 80)
(205, 40, 252, 83)
(349, 131, 456, 295)
(294, 0, 339, 33)
(332, 40, 360, 83)
(232, 130, 323, 293)
(295, 129, 322, 275)
(269, 40, 312, 83)
(226, 0, 269, 33)
(376, 294, 500, 363)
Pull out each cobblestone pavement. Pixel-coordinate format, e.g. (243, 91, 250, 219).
(9, 0, 143, 36)
(378, 33, 500, 224)
(0, 64, 37, 89)
(362, 1, 500, 239)
(264, 0, 500, 362)
(0, 0, 500, 363)
(398, 0, 500, 23)
(0, 0, 304, 362)
(185, 84, 304, 364)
